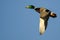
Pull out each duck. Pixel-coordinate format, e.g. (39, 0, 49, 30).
(26, 5, 57, 35)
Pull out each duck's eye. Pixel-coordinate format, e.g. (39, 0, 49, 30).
(45, 9, 50, 12)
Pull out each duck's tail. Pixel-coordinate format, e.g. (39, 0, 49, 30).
(50, 12, 57, 18)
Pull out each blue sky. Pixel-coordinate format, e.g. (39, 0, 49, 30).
(0, 0, 60, 40)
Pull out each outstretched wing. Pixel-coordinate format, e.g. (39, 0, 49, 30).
(40, 18, 48, 35)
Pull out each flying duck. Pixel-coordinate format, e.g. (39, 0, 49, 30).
(26, 5, 57, 35)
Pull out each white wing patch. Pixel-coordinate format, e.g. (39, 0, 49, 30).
(39, 18, 45, 35)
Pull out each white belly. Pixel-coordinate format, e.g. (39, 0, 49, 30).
(39, 18, 45, 35)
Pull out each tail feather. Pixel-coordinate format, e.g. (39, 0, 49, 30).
(50, 13, 57, 18)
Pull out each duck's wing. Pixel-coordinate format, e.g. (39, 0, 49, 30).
(39, 18, 48, 35)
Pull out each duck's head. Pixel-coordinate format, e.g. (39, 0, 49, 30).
(26, 5, 35, 9)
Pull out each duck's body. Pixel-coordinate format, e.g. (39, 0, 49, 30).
(26, 5, 57, 35)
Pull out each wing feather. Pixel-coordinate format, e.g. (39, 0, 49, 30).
(40, 18, 48, 35)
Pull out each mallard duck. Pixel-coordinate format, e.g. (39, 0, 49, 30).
(26, 5, 57, 35)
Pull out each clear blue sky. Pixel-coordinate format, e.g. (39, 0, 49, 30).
(0, 0, 60, 40)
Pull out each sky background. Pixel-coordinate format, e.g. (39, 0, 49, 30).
(0, 0, 60, 40)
